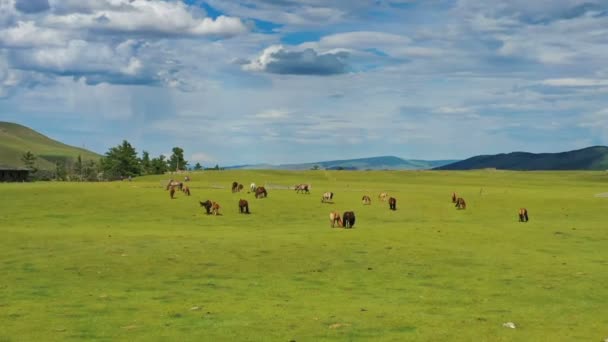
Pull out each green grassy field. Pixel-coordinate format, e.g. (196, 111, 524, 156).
(1, 170, 607, 341)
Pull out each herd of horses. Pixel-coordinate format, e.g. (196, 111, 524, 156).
(165, 178, 529, 224)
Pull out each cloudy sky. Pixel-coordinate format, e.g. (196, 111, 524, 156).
(1, 0, 608, 165)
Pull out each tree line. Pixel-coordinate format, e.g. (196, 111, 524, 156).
(21, 140, 205, 181)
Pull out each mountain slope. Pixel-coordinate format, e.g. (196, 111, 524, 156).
(228, 156, 459, 170)
(0, 122, 101, 169)
(435, 146, 608, 171)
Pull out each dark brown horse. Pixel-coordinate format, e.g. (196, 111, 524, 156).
(518, 208, 529, 222)
(170, 187, 176, 199)
(451, 192, 457, 203)
(455, 197, 466, 210)
(342, 211, 356, 228)
(255, 186, 267, 198)
(237, 184, 244, 192)
(389, 197, 397, 210)
(362, 195, 371, 205)
(231, 181, 239, 193)
(239, 199, 250, 214)
(200, 200, 212, 214)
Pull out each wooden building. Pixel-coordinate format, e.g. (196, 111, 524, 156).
(0, 166, 30, 182)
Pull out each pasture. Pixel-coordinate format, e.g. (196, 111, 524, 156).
(1, 170, 607, 341)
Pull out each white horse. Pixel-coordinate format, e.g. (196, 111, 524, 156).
(321, 192, 334, 203)
(250, 183, 257, 192)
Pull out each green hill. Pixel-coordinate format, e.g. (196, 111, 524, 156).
(0, 121, 101, 170)
(435, 146, 608, 171)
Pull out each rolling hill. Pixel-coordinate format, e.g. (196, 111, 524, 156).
(0, 121, 101, 170)
(435, 146, 608, 171)
(227, 156, 459, 170)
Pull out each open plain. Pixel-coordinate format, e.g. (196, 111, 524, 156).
(1, 170, 607, 341)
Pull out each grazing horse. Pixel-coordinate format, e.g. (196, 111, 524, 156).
(237, 184, 244, 192)
(200, 200, 212, 214)
(211, 202, 221, 215)
(182, 185, 191, 196)
(295, 184, 310, 194)
(255, 186, 267, 198)
(378, 192, 388, 202)
(239, 199, 250, 214)
(389, 197, 397, 210)
(321, 192, 334, 203)
(329, 211, 342, 228)
(362, 195, 371, 205)
(518, 208, 529, 222)
(169, 186, 176, 199)
(166, 180, 183, 191)
(455, 197, 466, 210)
(342, 211, 356, 228)
(231, 181, 239, 193)
(250, 183, 257, 192)
(451, 192, 457, 203)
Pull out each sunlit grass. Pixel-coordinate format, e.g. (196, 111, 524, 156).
(1, 170, 607, 341)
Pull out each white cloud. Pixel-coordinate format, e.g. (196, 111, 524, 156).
(45, 1, 248, 37)
(0, 21, 68, 48)
(191, 152, 217, 164)
(254, 109, 291, 119)
(541, 78, 608, 87)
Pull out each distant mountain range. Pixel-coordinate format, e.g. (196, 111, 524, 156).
(435, 146, 608, 171)
(3, 121, 607, 172)
(227, 156, 459, 170)
(0, 121, 100, 170)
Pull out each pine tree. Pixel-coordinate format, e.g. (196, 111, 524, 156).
(168, 147, 188, 171)
(21, 151, 37, 173)
(101, 140, 141, 180)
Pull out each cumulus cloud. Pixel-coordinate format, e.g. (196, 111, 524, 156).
(0, 0, 250, 89)
(0, 21, 68, 48)
(244, 45, 349, 75)
(15, 0, 50, 13)
(45, 1, 248, 38)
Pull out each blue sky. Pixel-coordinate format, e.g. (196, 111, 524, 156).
(1, 0, 608, 166)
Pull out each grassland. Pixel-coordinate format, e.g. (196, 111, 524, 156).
(1, 170, 607, 341)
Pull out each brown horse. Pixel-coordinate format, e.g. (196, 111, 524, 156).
(255, 186, 267, 198)
(329, 211, 342, 228)
(342, 211, 356, 228)
(362, 195, 371, 205)
(389, 197, 397, 210)
(378, 192, 388, 202)
(238, 184, 244, 192)
(166, 180, 183, 191)
(231, 181, 239, 193)
(451, 192, 457, 203)
(295, 184, 310, 194)
(518, 208, 529, 222)
(239, 199, 250, 214)
(182, 185, 191, 196)
(455, 197, 466, 210)
(211, 202, 221, 215)
(169, 187, 176, 199)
